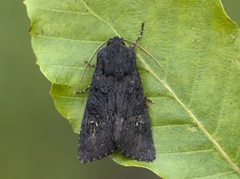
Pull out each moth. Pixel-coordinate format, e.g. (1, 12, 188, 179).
(76, 23, 156, 163)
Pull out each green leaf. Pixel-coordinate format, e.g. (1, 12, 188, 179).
(25, 0, 240, 178)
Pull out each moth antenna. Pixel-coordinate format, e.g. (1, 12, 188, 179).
(130, 22, 144, 49)
(74, 41, 108, 94)
(134, 44, 173, 80)
(124, 22, 172, 80)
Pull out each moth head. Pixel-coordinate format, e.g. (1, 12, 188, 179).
(107, 37, 125, 46)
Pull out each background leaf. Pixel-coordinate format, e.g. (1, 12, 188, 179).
(25, 0, 240, 178)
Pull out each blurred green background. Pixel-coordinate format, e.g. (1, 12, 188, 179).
(0, 1, 239, 179)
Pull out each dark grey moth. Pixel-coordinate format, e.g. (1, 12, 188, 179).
(77, 24, 156, 163)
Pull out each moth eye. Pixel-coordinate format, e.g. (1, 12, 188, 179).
(120, 38, 125, 45)
(107, 38, 114, 45)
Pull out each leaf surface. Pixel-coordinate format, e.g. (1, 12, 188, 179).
(25, 0, 240, 178)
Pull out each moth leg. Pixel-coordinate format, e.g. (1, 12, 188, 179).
(84, 60, 95, 67)
(74, 86, 90, 94)
(145, 97, 154, 104)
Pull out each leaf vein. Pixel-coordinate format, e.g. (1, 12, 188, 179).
(80, 0, 119, 36)
(137, 54, 240, 174)
(190, 171, 236, 179)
